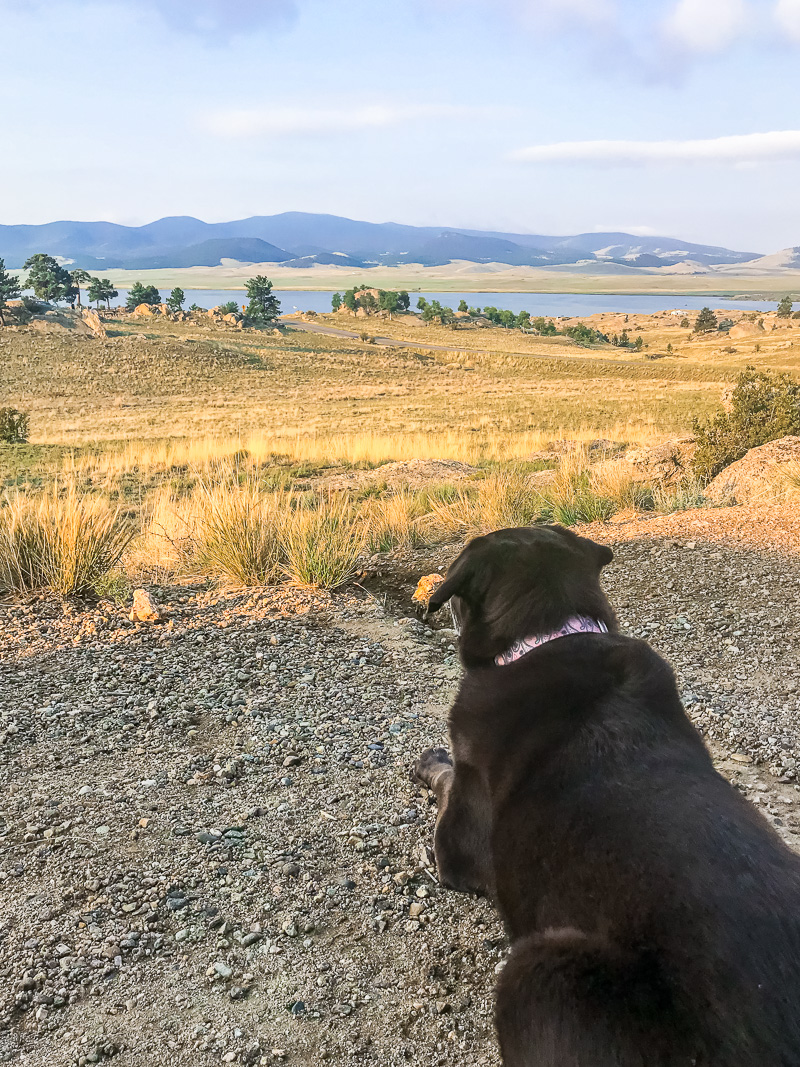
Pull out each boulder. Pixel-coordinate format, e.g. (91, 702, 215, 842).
(132, 303, 156, 317)
(129, 589, 163, 623)
(705, 436, 800, 504)
(81, 308, 107, 338)
(222, 313, 240, 325)
(624, 437, 696, 485)
(729, 321, 765, 340)
(412, 574, 444, 610)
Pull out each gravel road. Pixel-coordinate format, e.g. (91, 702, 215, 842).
(2, 520, 800, 1066)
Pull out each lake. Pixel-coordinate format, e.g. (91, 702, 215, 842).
(103, 289, 780, 317)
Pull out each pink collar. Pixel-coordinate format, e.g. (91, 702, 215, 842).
(495, 616, 608, 666)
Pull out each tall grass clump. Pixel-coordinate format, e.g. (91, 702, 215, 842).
(282, 495, 365, 588)
(0, 487, 132, 595)
(539, 449, 617, 526)
(194, 480, 286, 585)
(365, 490, 427, 552)
(430, 469, 545, 537)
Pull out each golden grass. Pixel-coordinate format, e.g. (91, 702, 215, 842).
(365, 491, 427, 552)
(0, 487, 132, 595)
(281, 495, 365, 588)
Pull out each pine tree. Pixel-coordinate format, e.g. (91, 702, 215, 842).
(166, 287, 185, 312)
(694, 307, 718, 333)
(70, 269, 92, 308)
(331, 292, 342, 312)
(88, 277, 118, 309)
(777, 295, 793, 318)
(0, 259, 22, 326)
(245, 276, 281, 323)
(23, 253, 73, 303)
(126, 282, 161, 309)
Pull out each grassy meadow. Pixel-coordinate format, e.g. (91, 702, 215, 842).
(2, 305, 800, 595)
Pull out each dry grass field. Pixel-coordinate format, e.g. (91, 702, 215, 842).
(2, 305, 800, 594)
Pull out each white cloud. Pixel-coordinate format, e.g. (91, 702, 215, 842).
(775, 0, 800, 38)
(202, 104, 494, 138)
(661, 0, 750, 52)
(510, 130, 800, 165)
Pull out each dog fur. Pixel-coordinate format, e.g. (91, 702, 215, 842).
(413, 525, 800, 1067)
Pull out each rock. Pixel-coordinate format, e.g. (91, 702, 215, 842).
(705, 436, 800, 504)
(131, 303, 157, 317)
(81, 308, 107, 338)
(412, 574, 444, 610)
(213, 961, 233, 979)
(624, 437, 696, 485)
(129, 589, 163, 623)
(729, 321, 765, 339)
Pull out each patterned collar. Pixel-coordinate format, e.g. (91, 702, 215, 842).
(495, 616, 608, 666)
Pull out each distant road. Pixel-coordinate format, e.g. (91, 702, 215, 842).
(278, 316, 634, 367)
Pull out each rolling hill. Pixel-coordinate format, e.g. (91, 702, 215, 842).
(0, 212, 764, 272)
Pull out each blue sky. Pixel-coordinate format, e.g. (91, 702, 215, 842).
(4, 0, 800, 251)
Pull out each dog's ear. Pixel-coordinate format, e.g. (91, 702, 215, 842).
(426, 552, 474, 613)
(573, 531, 613, 570)
(427, 572, 462, 614)
(595, 542, 614, 568)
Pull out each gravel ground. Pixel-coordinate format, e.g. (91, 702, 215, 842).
(2, 511, 800, 1066)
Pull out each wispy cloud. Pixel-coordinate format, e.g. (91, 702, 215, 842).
(775, 0, 800, 39)
(661, 0, 751, 52)
(201, 104, 496, 138)
(1, 0, 297, 40)
(510, 130, 800, 165)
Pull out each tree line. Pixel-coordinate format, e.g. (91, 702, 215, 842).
(331, 286, 411, 316)
(0, 254, 281, 326)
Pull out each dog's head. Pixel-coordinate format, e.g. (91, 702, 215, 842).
(427, 525, 616, 668)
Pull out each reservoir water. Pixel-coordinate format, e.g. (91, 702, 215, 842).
(103, 289, 780, 317)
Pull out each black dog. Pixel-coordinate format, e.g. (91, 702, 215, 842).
(413, 525, 800, 1067)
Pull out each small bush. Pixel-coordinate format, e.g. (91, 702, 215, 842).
(651, 476, 709, 513)
(0, 408, 30, 443)
(692, 367, 800, 480)
(282, 495, 365, 588)
(218, 301, 240, 315)
(0, 488, 133, 595)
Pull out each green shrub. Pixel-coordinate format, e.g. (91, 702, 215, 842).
(0, 408, 30, 443)
(652, 477, 709, 513)
(218, 301, 240, 315)
(692, 367, 800, 481)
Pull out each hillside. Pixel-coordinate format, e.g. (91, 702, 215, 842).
(0, 212, 763, 272)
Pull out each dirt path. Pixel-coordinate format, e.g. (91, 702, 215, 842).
(279, 317, 633, 367)
(2, 519, 800, 1066)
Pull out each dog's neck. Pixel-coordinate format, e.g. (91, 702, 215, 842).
(494, 616, 608, 666)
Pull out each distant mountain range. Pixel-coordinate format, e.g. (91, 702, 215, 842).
(0, 212, 770, 272)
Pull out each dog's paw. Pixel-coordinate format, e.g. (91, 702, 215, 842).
(412, 746, 453, 788)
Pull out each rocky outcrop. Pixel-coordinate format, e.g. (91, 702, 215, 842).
(81, 308, 107, 338)
(729, 321, 765, 340)
(705, 436, 800, 504)
(132, 303, 157, 317)
(624, 437, 696, 485)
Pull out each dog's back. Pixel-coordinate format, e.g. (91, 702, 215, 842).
(421, 526, 800, 1067)
(466, 634, 800, 1066)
